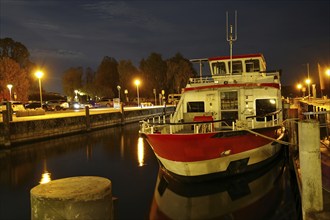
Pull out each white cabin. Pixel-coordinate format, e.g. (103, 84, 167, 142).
(171, 53, 282, 131)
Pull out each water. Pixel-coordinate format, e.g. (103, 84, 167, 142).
(0, 123, 298, 219)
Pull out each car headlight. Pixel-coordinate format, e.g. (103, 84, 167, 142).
(73, 103, 80, 109)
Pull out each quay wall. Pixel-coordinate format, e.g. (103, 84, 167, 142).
(0, 106, 174, 147)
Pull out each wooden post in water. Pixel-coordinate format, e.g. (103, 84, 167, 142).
(30, 176, 113, 220)
(120, 102, 125, 125)
(85, 105, 91, 131)
(298, 120, 323, 218)
(2, 110, 11, 147)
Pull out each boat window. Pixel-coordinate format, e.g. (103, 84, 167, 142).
(212, 62, 227, 75)
(256, 99, 277, 121)
(246, 59, 260, 72)
(228, 61, 242, 75)
(220, 91, 238, 125)
(221, 92, 238, 110)
(187, 102, 205, 112)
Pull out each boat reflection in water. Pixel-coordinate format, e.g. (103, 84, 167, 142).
(149, 157, 297, 220)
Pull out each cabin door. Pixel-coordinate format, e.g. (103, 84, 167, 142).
(219, 91, 238, 125)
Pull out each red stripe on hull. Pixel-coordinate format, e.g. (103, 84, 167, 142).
(145, 127, 281, 162)
(183, 83, 280, 92)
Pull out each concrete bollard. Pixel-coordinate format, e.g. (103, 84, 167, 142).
(30, 176, 113, 220)
(298, 120, 323, 218)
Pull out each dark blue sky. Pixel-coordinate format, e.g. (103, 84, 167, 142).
(1, 0, 329, 93)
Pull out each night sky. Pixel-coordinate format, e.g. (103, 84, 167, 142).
(1, 0, 329, 94)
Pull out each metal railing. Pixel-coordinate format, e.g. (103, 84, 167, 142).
(140, 110, 282, 135)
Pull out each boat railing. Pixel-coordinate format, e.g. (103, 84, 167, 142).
(302, 111, 330, 142)
(140, 109, 282, 134)
(189, 77, 214, 84)
(187, 70, 281, 86)
(246, 109, 282, 128)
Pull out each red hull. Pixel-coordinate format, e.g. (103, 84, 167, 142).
(145, 127, 282, 162)
(143, 126, 284, 179)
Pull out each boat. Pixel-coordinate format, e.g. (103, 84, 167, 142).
(140, 53, 285, 182)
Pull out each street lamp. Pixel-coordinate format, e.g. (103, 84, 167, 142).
(124, 89, 128, 102)
(305, 78, 311, 98)
(326, 69, 330, 76)
(326, 69, 330, 98)
(117, 85, 121, 101)
(134, 79, 140, 107)
(35, 71, 44, 107)
(161, 90, 165, 105)
(296, 83, 302, 97)
(7, 84, 13, 101)
(74, 90, 79, 101)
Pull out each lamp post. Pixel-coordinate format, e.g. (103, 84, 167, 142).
(305, 78, 311, 100)
(305, 63, 311, 99)
(134, 79, 140, 107)
(161, 90, 165, 105)
(35, 71, 44, 107)
(297, 83, 302, 97)
(74, 90, 79, 101)
(124, 89, 128, 102)
(153, 89, 157, 105)
(7, 84, 13, 101)
(326, 69, 330, 97)
(117, 85, 121, 101)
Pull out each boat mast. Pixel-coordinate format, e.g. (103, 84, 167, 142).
(226, 11, 237, 75)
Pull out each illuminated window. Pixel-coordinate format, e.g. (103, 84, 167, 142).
(220, 91, 238, 124)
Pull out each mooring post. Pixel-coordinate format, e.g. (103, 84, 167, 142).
(2, 110, 11, 147)
(298, 120, 323, 218)
(30, 176, 113, 220)
(85, 105, 91, 131)
(120, 102, 125, 125)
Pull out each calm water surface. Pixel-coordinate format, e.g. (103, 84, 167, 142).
(0, 123, 298, 219)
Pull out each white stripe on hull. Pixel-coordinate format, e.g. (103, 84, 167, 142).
(155, 142, 281, 177)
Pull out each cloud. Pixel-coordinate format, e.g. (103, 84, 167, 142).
(25, 20, 59, 31)
(81, 1, 173, 32)
(30, 48, 84, 59)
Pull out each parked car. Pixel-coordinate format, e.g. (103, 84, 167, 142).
(24, 102, 53, 111)
(46, 100, 69, 111)
(0, 101, 25, 113)
(71, 102, 93, 109)
(97, 98, 113, 107)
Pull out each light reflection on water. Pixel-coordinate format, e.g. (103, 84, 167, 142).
(0, 123, 159, 219)
(138, 137, 145, 167)
(39, 159, 51, 184)
(0, 123, 298, 219)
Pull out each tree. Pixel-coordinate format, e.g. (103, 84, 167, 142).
(0, 57, 30, 101)
(166, 53, 196, 94)
(62, 67, 83, 97)
(139, 53, 167, 98)
(83, 67, 97, 99)
(94, 56, 119, 98)
(0, 38, 30, 68)
(118, 60, 138, 100)
(0, 37, 36, 96)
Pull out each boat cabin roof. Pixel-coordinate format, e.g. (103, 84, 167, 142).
(191, 53, 267, 76)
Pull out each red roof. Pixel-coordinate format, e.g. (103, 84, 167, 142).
(208, 53, 264, 61)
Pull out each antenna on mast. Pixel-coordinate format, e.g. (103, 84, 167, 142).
(226, 11, 238, 75)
